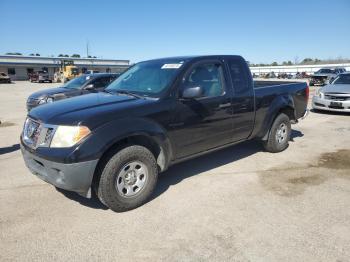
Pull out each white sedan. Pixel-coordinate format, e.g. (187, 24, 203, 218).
(312, 72, 350, 113)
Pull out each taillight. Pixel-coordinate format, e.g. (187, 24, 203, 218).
(305, 85, 309, 102)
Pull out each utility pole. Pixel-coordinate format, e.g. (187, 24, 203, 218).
(86, 40, 89, 58)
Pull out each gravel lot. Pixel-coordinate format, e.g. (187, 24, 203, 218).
(1, 81, 350, 262)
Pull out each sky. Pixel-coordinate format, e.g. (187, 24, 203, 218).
(0, 0, 349, 64)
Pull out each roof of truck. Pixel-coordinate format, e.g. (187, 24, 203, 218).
(143, 55, 244, 62)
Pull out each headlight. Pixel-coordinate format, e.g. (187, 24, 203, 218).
(38, 97, 47, 104)
(38, 96, 54, 104)
(50, 126, 91, 148)
(46, 97, 54, 103)
(315, 89, 324, 98)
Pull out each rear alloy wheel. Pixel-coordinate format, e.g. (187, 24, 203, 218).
(97, 145, 158, 212)
(263, 113, 291, 153)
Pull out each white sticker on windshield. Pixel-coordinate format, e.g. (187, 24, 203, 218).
(161, 63, 182, 69)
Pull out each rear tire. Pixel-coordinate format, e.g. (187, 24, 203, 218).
(263, 113, 291, 153)
(97, 145, 158, 212)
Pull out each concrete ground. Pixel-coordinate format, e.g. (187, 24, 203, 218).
(0, 81, 349, 262)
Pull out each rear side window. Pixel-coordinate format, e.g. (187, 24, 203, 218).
(228, 60, 250, 94)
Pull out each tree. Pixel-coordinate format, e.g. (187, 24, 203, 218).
(71, 54, 81, 58)
(301, 58, 313, 64)
(271, 62, 278, 66)
(5, 52, 22, 55)
(29, 53, 35, 56)
(35, 53, 40, 56)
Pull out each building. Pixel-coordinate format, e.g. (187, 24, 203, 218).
(250, 63, 350, 75)
(0, 55, 130, 80)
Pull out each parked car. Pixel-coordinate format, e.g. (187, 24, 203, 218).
(29, 71, 53, 83)
(309, 68, 345, 86)
(26, 73, 119, 111)
(312, 72, 350, 112)
(20, 55, 309, 212)
(0, 72, 11, 83)
(277, 73, 293, 79)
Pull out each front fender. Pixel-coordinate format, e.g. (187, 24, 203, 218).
(67, 117, 173, 167)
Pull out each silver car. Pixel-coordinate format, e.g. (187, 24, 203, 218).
(312, 72, 350, 113)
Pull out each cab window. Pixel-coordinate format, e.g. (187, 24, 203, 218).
(185, 63, 225, 98)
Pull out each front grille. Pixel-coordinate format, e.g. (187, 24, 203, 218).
(22, 118, 56, 149)
(23, 118, 41, 148)
(324, 93, 350, 101)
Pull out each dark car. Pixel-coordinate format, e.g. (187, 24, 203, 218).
(29, 71, 53, 83)
(309, 68, 345, 86)
(0, 72, 11, 83)
(26, 73, 120, 111)
(21, 55, 308, 212)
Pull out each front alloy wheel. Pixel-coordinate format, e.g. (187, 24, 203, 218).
(97, 145, 158, 212)
(115, 161, 148, 197)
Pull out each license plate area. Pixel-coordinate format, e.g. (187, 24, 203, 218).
(329, 102, 343, 109)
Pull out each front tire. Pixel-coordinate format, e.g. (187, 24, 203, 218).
(97, 145, 158, 212)
(263, 113, 291, 153)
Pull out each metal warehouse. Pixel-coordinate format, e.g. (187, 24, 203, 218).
(0, 55, 130, 80)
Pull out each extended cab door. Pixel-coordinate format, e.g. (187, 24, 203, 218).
(226, 57, 255, 141)
(170, 60, 234, 159)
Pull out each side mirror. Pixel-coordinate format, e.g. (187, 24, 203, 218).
(182, 86, 203, 99)
(85, 84, 94, 90)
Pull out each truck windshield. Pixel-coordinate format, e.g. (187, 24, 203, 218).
(106, 59, 185, 97)
(333, 74, 350, 85)
(63, 75, 91, 89)
(71, 68, 79, 75)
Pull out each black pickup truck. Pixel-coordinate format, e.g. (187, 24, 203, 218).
(21, 55, 309, 212)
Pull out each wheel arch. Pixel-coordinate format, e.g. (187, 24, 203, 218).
(260, 95, 296, 141)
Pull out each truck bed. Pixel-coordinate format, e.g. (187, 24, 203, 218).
(250, 80, 309, 139)
(254, 80, 301, 88)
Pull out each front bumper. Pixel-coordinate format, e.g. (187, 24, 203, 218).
(21, 143, 98, 197)
(312, 96, 350, 113)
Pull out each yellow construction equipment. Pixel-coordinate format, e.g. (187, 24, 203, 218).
(54, 60, 80, 83)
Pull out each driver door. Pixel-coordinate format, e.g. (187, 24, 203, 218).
(169, 60, 234, 159)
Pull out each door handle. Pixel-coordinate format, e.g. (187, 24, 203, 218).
(218, 103, 231, 109)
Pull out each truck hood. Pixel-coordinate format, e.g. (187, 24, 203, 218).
(29, 92, 153, 127)
(321, 84, 350, 94)
(28, 87, 71, 99)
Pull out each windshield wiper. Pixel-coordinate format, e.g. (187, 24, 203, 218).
(115, 90, 144, 99)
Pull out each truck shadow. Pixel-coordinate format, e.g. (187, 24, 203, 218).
(55, 129, 303, 210)
(55, 187, 108, 210)
(150, 129, 303, 201)
(0, 144, 20, 155)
